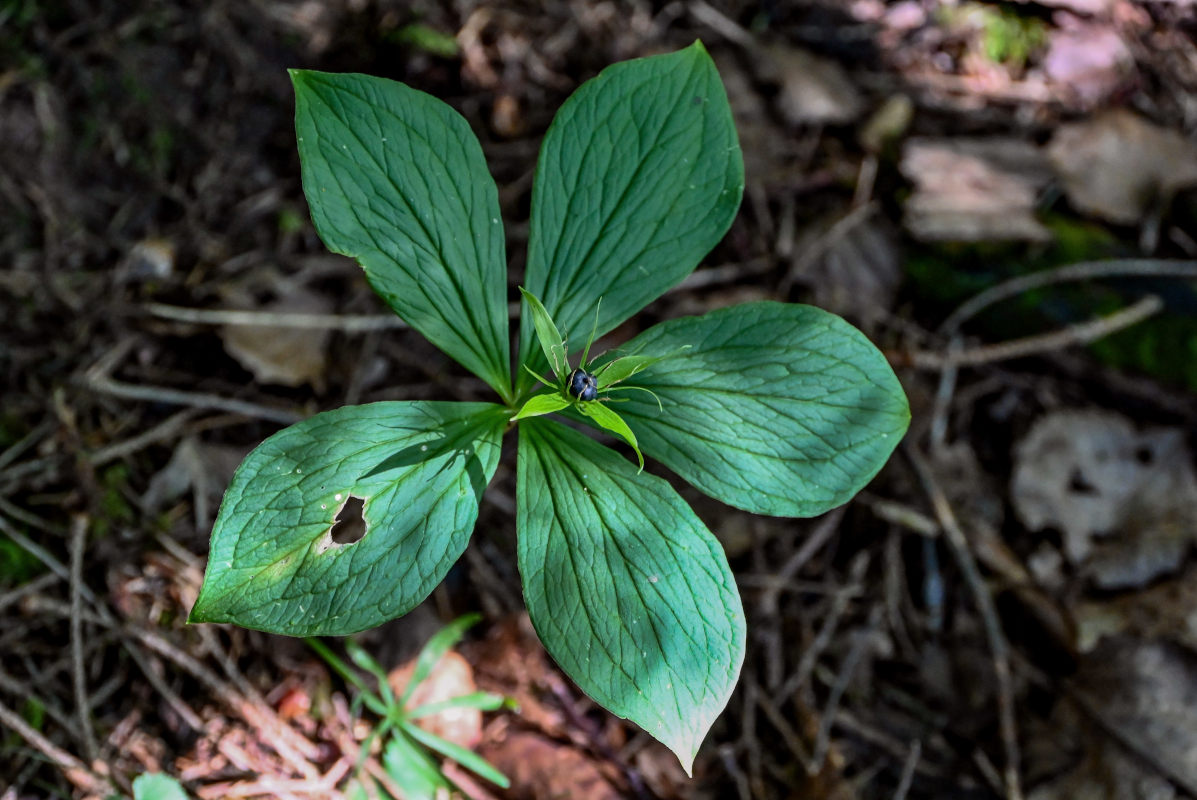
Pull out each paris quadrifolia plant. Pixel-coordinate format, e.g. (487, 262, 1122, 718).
(189, 42, 910, 774)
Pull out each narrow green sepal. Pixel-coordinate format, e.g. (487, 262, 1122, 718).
(512, 392, 572, 421)
(519, 287, 568, 381)
(577, 402, 644, 471)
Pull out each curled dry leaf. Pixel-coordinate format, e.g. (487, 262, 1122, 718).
(1048, 109, 1197, 225)
(1011, 409, 1197, 588)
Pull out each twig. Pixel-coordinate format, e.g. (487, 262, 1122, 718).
(893, 740, 922, 800)
(130, 626, 322, 776)
(144, 302, 408, 332)
(906, 445, 1022, 800)
(0, 698, 109, 795)
(81, 339, 302, 425)
(938, 259, 1197, 334)
(717, 743, 753, 800)
(928, 336, 963, 449)
(196, 760, 350, 799)
(196, 627, 323, 765)
(0, 420, 53, 473)
(904, 295, 1163, 371)
(747, 676, 811, 763)
(687, 0, 755, 47)
(69, 514, 98, 763)
(777, 552, 869, 701)
(780, 202, 878, 296)
(0, 571, 60, 616)
(0, 666, 74, 732)
(859, 495, 939, 538)
(809, 605, 881, 773)
(0, 514, 103, 608)
(87, 408, 203, 466)
(119, 639, 205, 732)
(757, 507, 844, 689)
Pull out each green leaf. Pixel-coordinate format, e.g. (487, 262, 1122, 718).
(346, 639, 395, 707)
(401, 721, 510, 788)
(307, 638, 389, 716)
(407, 691, 507, 718)
(511, 392, 571, 421)
(519, 287, 568, 381)
(132, 774, 189, 800)
(595, 351, 679, 389)
(516, 41, 743, 392)
(291, 71, 512, 401)
(610, 302, 910, 517)
(399, 613, 480, 707)
(517, 418, 745, 774)
(190, 403, 505, 635)
(380, 733, 452, 800)
(576, 401, 644, 470)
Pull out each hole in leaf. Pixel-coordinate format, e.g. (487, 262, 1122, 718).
(331, 496, 367, 544)
(1068, 469, 1098, 496)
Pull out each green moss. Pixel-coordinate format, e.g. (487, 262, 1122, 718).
(0, 533, 45, 585)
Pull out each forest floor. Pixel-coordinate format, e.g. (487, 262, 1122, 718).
(3, 1, 1197, 798)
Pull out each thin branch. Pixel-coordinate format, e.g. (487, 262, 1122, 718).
(904, 295, 1163, 371)
(893, 739, 922, 800)
(0, 698, 109, 795)
(130, 626, 322, 776)
(809, 605, 881, 773)
(938, 259, 1197, 334)
(69, 514, 98, 763)
(81, 339, 302, 425)
(144, 302, 408, 332)
(907, 445, 1022, 800)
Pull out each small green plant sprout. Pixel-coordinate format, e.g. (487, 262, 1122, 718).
(130, 773, 189, 800)
(189, 41, 910, 773)
(308, 615, 509, 799)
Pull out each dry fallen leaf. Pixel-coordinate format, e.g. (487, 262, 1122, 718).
(751, 43, 863, 126)
(480, 731, 623, 800)
(792, 214, 902, 330)
(1067, 637, 1197, 796)
(1073, 562, 1197, 652)
(1011, 409, 1197, 587)
(388, 650, 483, 751)
(219, 283, 333, 391)
(1042, 25, 1133, 105)
(900, 137, 1053, 242)
(1048, 109, 1197, 225)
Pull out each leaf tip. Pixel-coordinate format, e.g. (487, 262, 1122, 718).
(287, 68, 313, 89)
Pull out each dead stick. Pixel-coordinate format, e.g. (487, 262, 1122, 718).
(905, 295, 1162, 371)
(907, 445, 1022, 800)
(69, 514, 99, 763)
(0, 698, 108, 795)
(144, 303, 407, 332)
(939, 259, 1197, 334)
(129, 627, 321, 776)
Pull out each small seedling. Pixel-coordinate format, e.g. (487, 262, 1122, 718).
(129, 773, 188, 800)
(308, 614, 509, 799)
(189, 42, 910, 772)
